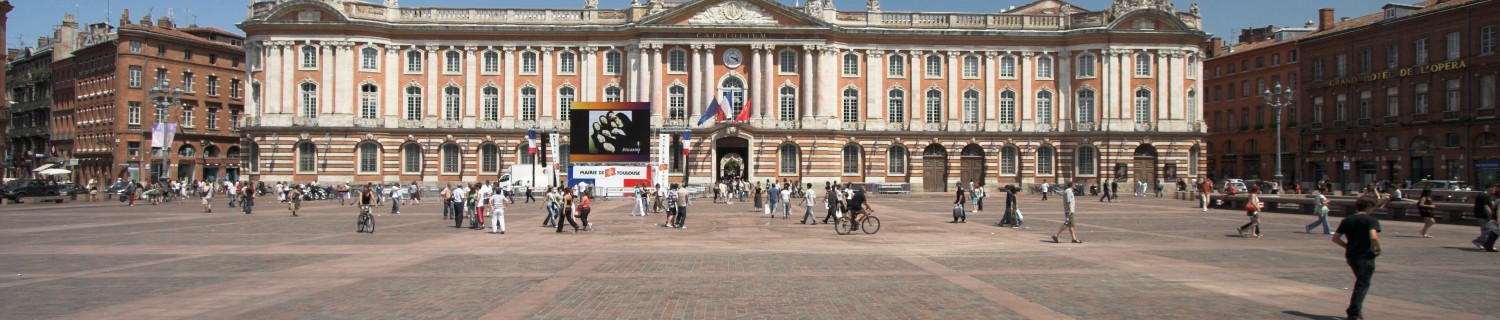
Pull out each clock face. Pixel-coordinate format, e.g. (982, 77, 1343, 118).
(723, 48, 743, 68)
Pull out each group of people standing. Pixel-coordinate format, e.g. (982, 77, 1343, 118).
(438, 182, 511, 234)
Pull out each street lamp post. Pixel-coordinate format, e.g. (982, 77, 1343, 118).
(1261, 81, 1294, 194)
(148, 83, 183, 183)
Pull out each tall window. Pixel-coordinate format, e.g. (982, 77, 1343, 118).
(1386, 45, 1399, 70)
(1447, 32, 1462, 60)
(604, 86, 621, 102)
(668, 49, 687, 73)
(128, 66, 142, 88)
(183, 73, 195, 92)
(128, 102, 141, 125)
(1187, 90, 1198, 122)
(444, 86, 462, 121)
(559, 51, 576, 74)
(231, 80, 242, 99)
(1077, 54, 1095, 77)
(1359, 91, 1372, 119)
(182, 108, 194, 127)
(779, 86, 797, 121)
(358, 142, 379, 174)
(1482, 75, 1496, 110)
(1359, 49, 1372, 74)
(1036, 146, 1055, 175)
(405, 86, 423, 120)
(442, 144, 460, 173)
(962, 90, 980, 124)
(886, 89, 905, 122)
(301, 45, 318, 69)
(1335, 54, 1347, 77)
(406, 50, 422, 72)
(962, 56, 979, 78)
(297, 142, 317, 172)
(1312, 59, 1324, 80)
(604, 50, 621, 75)
(924, 89, 943, 123)
(129, 40, 141, 53)
(482, 87, 500, 121)
(1386, 88, 1400, 117)
(842, 52, 860, 76)
(779, 143, 798, 174)
(841, 88, 860, 122)
(1134, 89, 1151, 124)
(999, 56, 1016, 77)
(1076, 89, 1096, 123)
(299, 83, 318, 118)
(480, 144, 499, 173)
(999, 90, 1016, 124)
(558, 87, 576, 121)
(360, 84, 378, 119)
(521, 87, 538, 121)
(1077, 146, 1097, 176)
(1036, 90, 1054, 124)
(1416, 38, 1429, 65)
(1000, 146, 1018, 175)
(1482, 26, 1496, 55)
(521, 51, 538, 74)
(925, 55, 943, 77)
(361, 47, 378, 70)
(887, 54, 905, 77)
(668, 85, 686, 120)
(443, 51, 460, 73)
(1036, 56, 1053, 78)
(842, 144, 861, 174)
(207, 107, 218, 130)
(207, 76, 219, 96)
(1134, 53, 1152, 76)
(887, 145, 907, 175)
(483, 51, 499, 73)
(1312, 97, 1325, 123)
(778, 50, 797, 73)
(1415, 83, 1429, 114)
(403, 144, 422, 173)
(1445, 79, 1461, 112)
(1335, 94, 1348, 121)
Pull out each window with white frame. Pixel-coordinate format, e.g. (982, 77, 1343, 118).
(1036, 146, 1055, 175)
(1359, 49, 1372, 74)
(1386, 44, 1399, 70)
(300, 83, 318, 118)
(443, 86, 461, 121)
(1036, 56, 1053, 78)
(405, 86, 423, 120)
(1313, 59, 1324, 80)
(999, 56, 1016, 78)
(483, 51, 499, 73)
(521, 51, 538, 74)
(481, 144, 499, 173)
(301, 45, 318, 69)
(482, 87, 499, 121)
(842, 88, 859, 122)
(925, 55, 943, 77)
(887, 145, 907, 175)
(406, 50, 423, 72)
(1447, 32, 1462, 60)
(1446, 79, 1461, 112)
(128, 66, 141, 87)
(1386, 88, 1399, 117)
(999, 90, 1016, 124)
(778, 49, 797, 73)
(207, 107, 218, 130)
(442, 144, 461, 173)
(668, 85, 685, 120)
(129, 40, 141, 53)
(669, 49, 687, 73)
(1077, 54, 1095, 77)
(1077, 145, 1097, 176)
(1482, 26, 1496, 55)
(604, 86, 621, 102)
(1359, 90, 1372, 119)
(403, 144, 422, 173)
(443, 51, 460, 73)
(128, 101, 141, 125)
(780, 86, 797, 121)
(604, 50, 621, 75)
(206, 76, 219, 96)
(559, 51, 576, 74)
(842, 144, 861, 174)
(1187, 56, 1197, 79)
(887, 89, 905, 122)
(297, 142, 317, 172)
(1134, 88, 1151, 124)
(1416, 38, 1429, 64)
(182, 107, 194, 128)
(231, 79, 242, 99)
(887, 54, 905, 77)
(1335, 54, 1347, 77)
(962, 90, 980, 124)
(1000, 146, 1018, 175)
(1482, 75, 1496, 109)
(360, 84, 379, 119)
(517, 87, 538, 121)
(361, 47, 379, 70)
(1134, 53, 1152, 76)
(1188, 90, 1198, 122)
(358, 142, 379, 174)
(779, 143, 798, 174)
(558, 86, 575, 121)
(962, 56, 979, 78)
(925, 89, 943, 123)
(1415, 83, 1429, 114)
(1312, 97, 1324, 123)
(1037, 90, 1053, 124)
(1076, 89, 1095, 123)
(1335, 94, 1347, 121)
(183, 72, 195, 92)
(842, 52, 860, 76)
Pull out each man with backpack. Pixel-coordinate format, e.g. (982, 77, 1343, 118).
(663, 184, 682, 228)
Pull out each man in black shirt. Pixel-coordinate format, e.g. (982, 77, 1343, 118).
(847, 190, 871, 232)
(1333, 195, 1382, 320)
(1474, 185, 1496, 250)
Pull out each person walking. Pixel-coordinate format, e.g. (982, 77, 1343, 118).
(999, 185, 1020, 227)
(952, 182, 968, 223)
(226, 180, 237, 208)
(973, 182, 988, 213)
(452, 185, 467, 229)
(674, 183, 692, 229)
(1305, 188, 1333, 234)
(800, 183, 818, 225)
(631, 183, 647, 217)
(1110, 180, 1120, 202)
(766, 183, 780, 218)
(753, 182, 763, 210)
(780, 183, 793, 219)
(390, 184, 403, 214)
(1474, 184, 1497, 250)
(1332, 195, 1382, 320)
(577, 191, 594, 231)
(287, 185, 303, 217)
(822, 185, 842, 224)
(556, 187, 581, 233)
(200, 183, 214, 213)
(663, 184, 681, 228)
(1099, 179, 1112, 202)
(1198, 177, 1213, 211)
(489, 188, 506, 234)
(441, 185, 453, 220)
(241, 182, 256, 214)
(1416, 188, 1436, 238)
(1040, 180, 1050, 201)
(525, 185, 536, 203)
(543, 187, 559, 227)
(1238, 186, 1265, 238)
(1051, 183, 1081, 243)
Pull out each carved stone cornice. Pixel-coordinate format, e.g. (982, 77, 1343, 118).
(865, 49, 883, 59)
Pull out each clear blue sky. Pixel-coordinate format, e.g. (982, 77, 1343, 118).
(7, 0, 1373, 50)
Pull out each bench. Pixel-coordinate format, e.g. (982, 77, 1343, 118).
(875, 183, 910, 194)
(1212, 194, 1473, 222)
(19, 195, 71, 204)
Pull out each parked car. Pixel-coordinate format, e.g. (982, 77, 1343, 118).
(1241, 179, 1278, 193)
(1409, 180, 1471, 191)
(104, 181, 131, 195)
(2, 179, 61, 200)
(56, 182, 86, 196)
(1214, 179, 1247, 194)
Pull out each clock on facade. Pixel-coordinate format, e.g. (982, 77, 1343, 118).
(723, 48, 743, 68)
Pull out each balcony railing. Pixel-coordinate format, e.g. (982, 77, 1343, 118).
(398, 119, 424, 129)
(477, 120, 501, 129)
(839, 12, 1066, 30)
(291, 117, 318, 127)
(354, 118, 383, 128)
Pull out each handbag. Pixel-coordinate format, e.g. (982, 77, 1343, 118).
(1014, 208, 1024, 221)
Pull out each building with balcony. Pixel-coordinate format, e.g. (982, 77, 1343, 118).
(1203, 24, 1311, 185)
(240, 0, 1208, 191)
(6, 38, 55, 177)
(0, 0, 13, 178)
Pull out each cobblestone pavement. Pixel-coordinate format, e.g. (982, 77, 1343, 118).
(0, 193, 1496, 319)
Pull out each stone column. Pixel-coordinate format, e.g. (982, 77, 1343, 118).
(704, 44, 717, 111)
(1057, 51, 1071, 125)
(801, 46, 816, 121)
(1117, 49, 1131, 124)
(627, 46, 640, 102)
(384, 45, 399, 118)
(582, 46, 597, 101)
(425, 46, 439, 119)
(866, 49, 883, 122)
(541, 47, 555, 120)
(465, 46, 478, 122)
(909, 51, 920, 123)
(335, 42, 355, 115)
(502, 46, 516, 119)
(761, 45, 776, 121)
(817, 47, 837, 127)
(320, 43, 333, 116)
(282, 42, 296, 115)
(947, 51, 960, 124)
(984, 51, 997, 130)
(649, 44, 663, 107)
(264, 42, 283, 114)
(750, 44, 763, 120)
(1156, 50, 1168, 123)
(1169, 50, 1185, 121)
(1019, 52, 1034, 127)
(690, 44, 703, 119)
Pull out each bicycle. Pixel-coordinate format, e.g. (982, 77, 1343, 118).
(834, 209, 880, 235)
(356, 205, 376, 233)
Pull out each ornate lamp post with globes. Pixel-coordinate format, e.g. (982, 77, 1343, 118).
(1261, 81, 1294, 193)
(148, 83, 183, 183)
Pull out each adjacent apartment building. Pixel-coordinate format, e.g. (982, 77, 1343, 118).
(1203, 24, 1311, 185)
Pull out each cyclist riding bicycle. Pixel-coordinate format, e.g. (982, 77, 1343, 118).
(846, 189, 873, 231)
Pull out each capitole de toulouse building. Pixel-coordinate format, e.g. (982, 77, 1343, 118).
(238, 0, 1208, 192)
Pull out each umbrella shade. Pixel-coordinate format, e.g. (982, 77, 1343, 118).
(38, 168, 72, 176)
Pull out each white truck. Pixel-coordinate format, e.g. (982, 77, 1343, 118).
(501, 165, 555, 191)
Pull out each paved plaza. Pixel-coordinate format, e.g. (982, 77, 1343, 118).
(0, 192, 1496, 319)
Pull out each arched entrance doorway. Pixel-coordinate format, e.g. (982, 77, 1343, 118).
(714, 136, 749, 181)
(1133, 144, 1159, 185)
(923, 144, 948, 192)
(960, 144, 985, 187)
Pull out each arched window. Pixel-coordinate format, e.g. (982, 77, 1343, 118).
(358, 141, 380, 174)
(360, 47, 379, 70)
(779, 143, 799, 174)
(521, 87, 538, 121)
(301, 45, 318, 69)
(179, 145, 196, 157)
(999, 90, 1016, 124)
(604, 86, 622, 102)
(299, 83, 318, 118)
(1189, 145, 1201, 176)
(296, 141, 317, 173)
(668, 85, 686, 120)
(887, 88, 905, 122)
(558, 86, 576, 121)
(558, 51, 576, 74)
(404, 86, 422, 120)
(443, 86, 461, 121)
(521, 51, 538, 74)
(842, 144, 862, 174)
(1135, 53, 1153, 76)
(1036, 56, 1053, 78)
(604, 50, 622, 75)
(779, 86, 797, 121)
(517, 142, 535, 165)
(842, 52, 860, 75)
(999, 56, 1016, 77)
(887, 145, 907, 175)
(778, 49, 798, 73)
(1135, 89, 1153, 123)
(480, 144, 499, 173)
(1076, 89, 1096, 124)
(482, 51, 500, 73)
(406, 50, 423, 72)
(445, 51, 461, 73)
(402, 143, 422, 173)
(360, 84, 379, 119)
(203, 146, 221, 158)
(720, 77, 745, 111)
(247, 143, 260, 172)
(925, 55, 943, 77)
(482, 87, 500, 121)
(668, 49, 687, 73)
(962, 56, 980, 78)
(1036, 146, 1056, 176)
(442, 144, 461, 173)
(1036, 90, 1054, 124)
(962, 90, 980, 124)
(841, 88, 860, 122)
(1187, 90, 1198, 121)
(1077, 145, 1097, 176)
(1000, 145, 1018, 175)
(1076, 54, 1095, 77)
(887, 54, 905, 77)
(925, 89, 943, 123)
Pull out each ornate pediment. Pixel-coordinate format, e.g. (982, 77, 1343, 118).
(687, 0, 777, 25)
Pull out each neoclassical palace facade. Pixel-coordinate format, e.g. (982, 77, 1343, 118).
(239, 0, 1208, 192)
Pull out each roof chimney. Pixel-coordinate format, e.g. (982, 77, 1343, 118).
(1208, 37, 1223, 58)
(1318, 8, 1334, 31)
